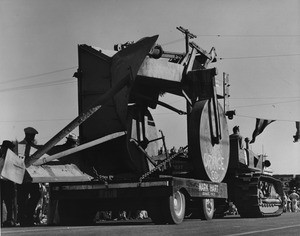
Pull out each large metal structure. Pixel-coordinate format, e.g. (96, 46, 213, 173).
(72, 27, 229, 184)
(24, 27, 283, 225)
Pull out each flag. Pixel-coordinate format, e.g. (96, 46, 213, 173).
(293, 121, 300, 143)
(250, 119, 275, 143)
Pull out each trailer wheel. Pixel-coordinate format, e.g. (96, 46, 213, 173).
(148, 191, 186, 225)
(168, 190, 186, 224)
(200, 198, 214, 220)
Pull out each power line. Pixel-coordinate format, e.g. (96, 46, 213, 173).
(0, 118, 73, 123)
(233, 99, 300, 109)
(160, 39, 300, 60)
(236, 114, 300, 123)
(160, 34, 300, 46)
(153, 99, 300, 116)
(0, 66, 77, 85)
(230, 96, 300, 100)
(219, 53, 300, 60)
(196, 34, 300, 38)
(0, 78, 75, 93)
(161, 38, 185, 46)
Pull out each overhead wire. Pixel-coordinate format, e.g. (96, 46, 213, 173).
(0, 36, 297, 109)
(230, 96, 300, 100)
(235, 114, 300, 123)
(161, 37, 185, 46)
(195, 34, 300, 38)
(218, 54, 300, 60)
(160, 36, 300, 60)
(0, 66, 77, 85)
(152, 99, 300, 116)
(0, 65, 77, 93)
(0, 118, 73, 123)
(160, 34, 300, 46)
(0, 34, 297, 93)
(0, 78, 75, 93)
(1, 35, 297, 130)
(232, 99, 300, 109)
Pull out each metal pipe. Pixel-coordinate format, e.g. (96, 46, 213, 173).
(135, 93, 187, 115)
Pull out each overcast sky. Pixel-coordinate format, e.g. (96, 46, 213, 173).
(0, 0, 299, 174)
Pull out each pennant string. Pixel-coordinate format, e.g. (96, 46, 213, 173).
(250, 119, 275, 143)
(232, 114, 300, 143)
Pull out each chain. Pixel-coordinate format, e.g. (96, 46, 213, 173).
(139, 145, 188, 184)
(92, 167, 113, 186)
(92, 145, 188, 186)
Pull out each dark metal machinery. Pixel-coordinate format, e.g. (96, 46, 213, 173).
(222, 138, 284, 218)
(26, 27, 283, 225)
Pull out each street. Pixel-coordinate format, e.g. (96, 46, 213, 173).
(2, 212, 300, 236)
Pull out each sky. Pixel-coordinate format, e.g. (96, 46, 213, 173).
(0, 0, 299, 174)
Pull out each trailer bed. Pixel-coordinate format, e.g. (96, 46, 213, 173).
(50, 175, 227, 200)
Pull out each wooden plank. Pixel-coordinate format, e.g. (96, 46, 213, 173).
(33, 131, 126, 166)
(27, 164, 92, 183)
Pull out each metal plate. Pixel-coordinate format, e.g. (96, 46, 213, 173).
(188, 99, 229, 183)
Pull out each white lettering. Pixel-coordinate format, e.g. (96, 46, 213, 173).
(203, 145, 225, 181)
(199, 183, 209, 191)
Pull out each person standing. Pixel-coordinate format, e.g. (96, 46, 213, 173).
(229, 126, 244, 149)
(229, 125, 248, 165)
(17, 127, 42, 226)
(0, 140, 17, 227)
(289, 189, 299, 212)
(48, 133, 79, 165)
(49, 133, 79, 153)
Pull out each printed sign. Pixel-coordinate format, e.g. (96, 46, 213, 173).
(1, 149, 25, 184)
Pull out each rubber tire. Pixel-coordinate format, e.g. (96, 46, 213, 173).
(168, 191, 186, 224)
(148, 191, 186, 225)
(200, 198, 215, 220)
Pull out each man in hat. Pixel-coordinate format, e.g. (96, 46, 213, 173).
(17, 127, 41, 226)
(229, 126, 244, 149)
(47, 133, 79, 164)
(21, 127, 39, 147)
(64, 133, 79, 148)
(229, 125, 249, 165)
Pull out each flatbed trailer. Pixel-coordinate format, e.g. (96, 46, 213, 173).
(4, 28, 283, 227)
(48, 175, 227, 225)
(25, 29, 231, 226)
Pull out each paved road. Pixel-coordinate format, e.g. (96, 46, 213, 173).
(2, 213, 300, 236)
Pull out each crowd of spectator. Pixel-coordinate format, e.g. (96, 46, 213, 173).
(283, 189, 300, 213)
